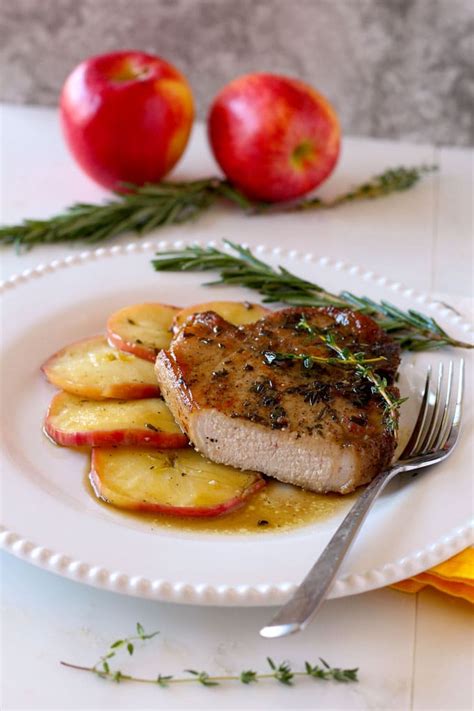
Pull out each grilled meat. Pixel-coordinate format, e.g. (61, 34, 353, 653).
(155, 307, 401, 493)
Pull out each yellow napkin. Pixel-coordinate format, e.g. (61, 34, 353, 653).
(391, 548, 474, 603)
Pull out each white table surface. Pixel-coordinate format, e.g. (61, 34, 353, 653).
(0, 104, 473, 710)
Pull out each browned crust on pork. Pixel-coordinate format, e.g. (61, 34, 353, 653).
(155, 307, 400, 493)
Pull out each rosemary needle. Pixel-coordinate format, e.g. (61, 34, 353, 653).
(1, 166, 435, 251)
(152, 241, 473, 352)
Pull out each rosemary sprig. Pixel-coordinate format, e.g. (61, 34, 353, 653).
(152, 241, 473, 351)
(294, 165, 436, 210)
(61, 623, 358, 688)
(0, 179, 249, 252)
(337, 292, 467, 350)
(1, 166, 433, 251)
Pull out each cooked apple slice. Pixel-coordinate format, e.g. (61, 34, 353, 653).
(107, 303, 179, 361)
(44, 392, 188, 448)
(173, 300, 269, 333)
(41, 336, 160, 400)
(90, 447, 265, 517)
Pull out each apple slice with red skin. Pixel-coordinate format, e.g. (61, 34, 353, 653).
(173, 300, 270, 334)
(107, 303, 180, 361)
(41, 336, 160, 400)
(44, 392, 188, 448)
(90, 447, 265, 517)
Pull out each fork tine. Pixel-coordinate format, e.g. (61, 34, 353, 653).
(423, 361, 453, 452)
(441, 358, 465, 452)
(431, 361, 454, 451)
(416, 363, 444, 454)
(399, 365, 432, 459)
(259, 359, 464, 640)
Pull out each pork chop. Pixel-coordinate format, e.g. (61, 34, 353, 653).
(155, 307, 401, 493)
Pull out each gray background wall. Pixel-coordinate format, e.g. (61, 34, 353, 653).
(1, 0, 472, 146)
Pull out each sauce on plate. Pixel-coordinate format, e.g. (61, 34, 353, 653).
(85, 467, 352, 534)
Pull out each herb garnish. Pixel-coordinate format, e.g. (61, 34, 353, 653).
(152, 242, 472, 351)
(60, 622, 358, 688)
(144, 423, 159, 432)
(320, 330, 406, 432)
(266, 316, 405, 431)
(293, 165, 435, 210)
(263, 349, 385, 369)
(1, 166, 433, 251)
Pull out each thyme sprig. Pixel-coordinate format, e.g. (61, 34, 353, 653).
(321, 331, 407, 431)
(1, 166, 433, 252)
(91, 622, 159, 680)
(265, 317, 405, 431)
(264, 349, 386, 369)
(61, 622, 358, 688)
(152, 242, 473, 351)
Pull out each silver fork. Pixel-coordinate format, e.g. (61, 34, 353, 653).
(260, 359, 465, 639)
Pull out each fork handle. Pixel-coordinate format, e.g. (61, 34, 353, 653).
(260, 467, 399, 638)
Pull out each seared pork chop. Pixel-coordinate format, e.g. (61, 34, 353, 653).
(155, 307, 401, 493)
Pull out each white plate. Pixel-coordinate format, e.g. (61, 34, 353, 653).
(1, 239, 473, 606)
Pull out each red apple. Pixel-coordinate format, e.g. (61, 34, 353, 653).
(208, 73, 341, 202)
(60, 50, 194, 190)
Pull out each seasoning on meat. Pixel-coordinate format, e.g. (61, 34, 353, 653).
(155, 307, 401, 494)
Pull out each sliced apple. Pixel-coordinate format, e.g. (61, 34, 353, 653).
(107, 303, 179, 361)
(44, 392, 188, 448)
(173, 300, 269, 333)
(41, 336, 160, 400)
(90, 447, 265, 517)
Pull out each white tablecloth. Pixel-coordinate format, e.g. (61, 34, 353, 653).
(1, 104, 473, 710)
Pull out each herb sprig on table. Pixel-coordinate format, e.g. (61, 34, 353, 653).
(0, 166, 434, 251)
(60, 622, 358, 688)
(152, 241, 473, 351)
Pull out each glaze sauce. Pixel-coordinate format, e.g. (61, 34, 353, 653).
(86, 468, 352, 535)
